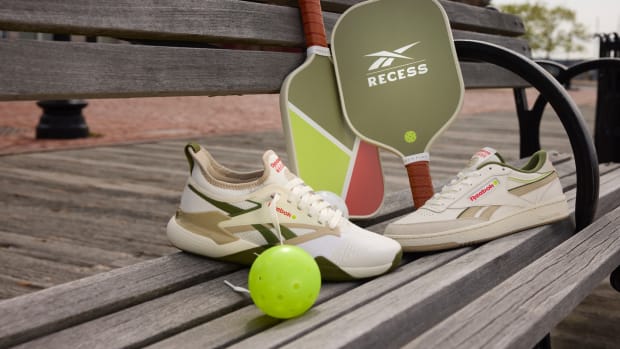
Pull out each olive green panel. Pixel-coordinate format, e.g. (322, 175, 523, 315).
(332, 0, 464, 157)
(286, 54, 356, 150)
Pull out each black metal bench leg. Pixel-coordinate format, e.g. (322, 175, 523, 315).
(514, 88, 543, 158)
(35, 34, 90, 139)
(36, 100, 90, 139)
(594, 64, 620, 162)
(533, 333, 551, 349)
(611, 265, 620, 293)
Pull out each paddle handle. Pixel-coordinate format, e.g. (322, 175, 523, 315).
(405, 160, 434, 209)
(299, 0, 328, 48)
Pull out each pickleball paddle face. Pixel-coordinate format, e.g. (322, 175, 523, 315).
(331, 0, 464, 208)
(280, 0, 385, 218)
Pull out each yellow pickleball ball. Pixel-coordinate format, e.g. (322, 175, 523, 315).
(404, 130, 417, 143)
(248, 245, 321, 319)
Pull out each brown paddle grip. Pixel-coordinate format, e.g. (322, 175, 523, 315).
(299, 0, 328, 47)
(405, 161, 434, 208)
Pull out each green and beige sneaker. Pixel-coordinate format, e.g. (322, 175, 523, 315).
(385, 147, 570, 251)
(167, 143, 402, 280)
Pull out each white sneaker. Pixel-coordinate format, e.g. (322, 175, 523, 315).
(385, 147, 570, 251)
(167, 143, 402, 280)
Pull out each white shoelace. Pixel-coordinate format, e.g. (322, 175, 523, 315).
(425, 169, 482, 209)
(225, 178, 343, 296)
(268, 178, 343, 235)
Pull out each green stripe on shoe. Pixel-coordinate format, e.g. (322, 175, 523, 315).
(188, 184, 262, 217)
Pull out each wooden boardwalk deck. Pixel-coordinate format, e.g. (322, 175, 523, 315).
(1, 97, 618, 347)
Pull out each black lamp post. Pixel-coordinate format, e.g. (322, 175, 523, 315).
(35, 34, 90, 139)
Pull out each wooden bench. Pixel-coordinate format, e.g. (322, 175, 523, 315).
(0, 0, 617, 347)
(0, 155, 618, 348)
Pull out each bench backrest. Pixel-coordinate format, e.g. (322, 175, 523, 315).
(0, 0, 529, 101)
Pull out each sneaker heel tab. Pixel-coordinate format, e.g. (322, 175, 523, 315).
(184, 143, 201, 173)
(524, 150, 548, 172)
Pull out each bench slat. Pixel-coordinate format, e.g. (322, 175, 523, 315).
(14, 253, 464, 349)
(150, 251, 466, 349)
(0, 0, 312, 46)
(258, 167, 620, 348)
(408, 205, 620, 349)
(0, 153, 578, 347)
(0, 253, 241, 348)
(277, 221, 574, 348)
(0, 39, 304, 101)
(0, 1, 524, 45)
(0, 38, 528, 101)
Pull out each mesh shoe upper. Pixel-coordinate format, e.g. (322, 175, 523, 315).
(168, 143, 402, 280)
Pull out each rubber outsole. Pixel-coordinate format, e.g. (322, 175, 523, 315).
(167, 216, 400, 280)
(386, 199, 570, 252)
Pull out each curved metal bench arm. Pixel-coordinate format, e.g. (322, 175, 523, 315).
(518, 59, 620, 158)
(534, 59, 568, 79)
(454, 40, 599, 230)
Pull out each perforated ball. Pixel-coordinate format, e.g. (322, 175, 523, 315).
(248, 245, 321, 319)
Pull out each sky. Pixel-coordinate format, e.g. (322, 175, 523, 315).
(491, 0, 620, 59)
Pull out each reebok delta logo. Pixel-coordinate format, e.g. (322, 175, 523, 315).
(365, 41, 428, 88)
(470, 179, 500, 202)
(270, 157, 284, 173)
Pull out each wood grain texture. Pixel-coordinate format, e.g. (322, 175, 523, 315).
(0, 0, 524, 44)
(274, 168, 620, 348)
(551, 280, 620, 348)
(0, 253, 241, 348)
(278, 218, 574, 348)
(407, 206, 620, 349)
(12, 270, 254, 349)
(314, 1, 525, 35)
(0, 39, 304, 101)
(141, 253, 461, 348)
(0, 0, 313, 46)
(224, 250, 469, 349)
(0, 230, 145, 269)
(0, 36, 529, 101)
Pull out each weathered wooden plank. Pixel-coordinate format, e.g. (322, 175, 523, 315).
(0, 253, 241, 348)
(0, 230, 146, 269)
(0, 0, 313, 46)
(278, 219, 574, 348)
(0, 0, 524, 45)
(592, 166, 620, 219)
(2, 153, 186, 188)
(0, 249, 92, 290)
(11, 270, 255, 349)
(2, 166, 179, 198)
(146, 250, 466, 349)
(551, 280, 620, 348)
(438, 0, 525, 36)
(0, 275, 42, 300)
(0, 174, 178, 227)
(0, 202, 175, 257)
(15, 269, 358, 349)
(275, 167, 620, 348)
(283, 1, 526, 35)
(407, 206, 620, 349)
(0, 38, 529, 101)
(0, 39, 303, 101)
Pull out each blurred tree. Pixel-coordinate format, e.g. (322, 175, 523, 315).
(496, 2, 589, 58)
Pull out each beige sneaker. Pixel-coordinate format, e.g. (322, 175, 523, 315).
(385, 147, 570, 251)
(167, 143, 402, 280)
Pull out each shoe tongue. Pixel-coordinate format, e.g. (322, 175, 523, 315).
(262, 150, 295, 186)
(466, 147, 504, 170)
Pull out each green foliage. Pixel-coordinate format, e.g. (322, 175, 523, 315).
(497, 2, 589, 58)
